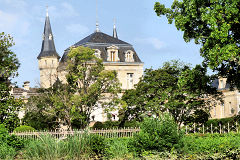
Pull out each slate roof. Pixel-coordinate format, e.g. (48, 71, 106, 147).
(74, 32, 129, 46)
(37, 14, 60, 59)
(60, 31, 142, 64)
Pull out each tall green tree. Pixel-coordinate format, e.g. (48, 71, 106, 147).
(154, 0, 240, 88)
(0, 32, 22, 131)
(121, 60, 221, 127)
(26, 46, 121, 130)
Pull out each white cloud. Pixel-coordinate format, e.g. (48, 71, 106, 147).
(66, 24, 90, 35)
(134, 37, 165, 50)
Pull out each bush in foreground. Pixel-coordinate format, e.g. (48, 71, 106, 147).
(0, 124, 24, 159)
(129, 113, 183, 155)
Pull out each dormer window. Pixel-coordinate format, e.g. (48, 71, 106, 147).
(107, 45, 119, 62)
(94, 49, 101, 58)
(125, 50, 134, 62)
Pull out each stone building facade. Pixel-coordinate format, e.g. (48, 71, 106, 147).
(210, 78, 240, 119)
(37, 12, 144, 122)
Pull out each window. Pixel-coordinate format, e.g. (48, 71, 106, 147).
(221, 103, 225, 118)
(94, 49, 101, 58)
(110, 51, 116, 61)
(125, 50, 134, 62)
(220, 79, 224, 88)
(107, 45, 119, 62)
(127, 73, 134, 89)
(229, 102, 233, 115)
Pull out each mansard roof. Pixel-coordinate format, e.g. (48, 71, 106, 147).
(37, 14, 60, 59)
(60, 31, 142, 63)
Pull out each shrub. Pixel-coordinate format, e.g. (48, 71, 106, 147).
(129, 113, 183, 155)
(104, 121, 120, 129)
(92, 121, 105, 129)
(123, 120, 140, 128)
(89, 134, 105, 156)
(13, 125, 35, 132)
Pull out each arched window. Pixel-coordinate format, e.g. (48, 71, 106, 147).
(125, 50, 134, 62)
(94, 49, 101, 58)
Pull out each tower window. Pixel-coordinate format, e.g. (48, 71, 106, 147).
(127, 73, 134, 89)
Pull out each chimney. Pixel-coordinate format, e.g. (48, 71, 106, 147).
(23, 81, 30, 91)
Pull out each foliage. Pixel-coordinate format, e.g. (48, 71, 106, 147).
(92, 121, 105, 129)
(25, 46, 121, 130)
(129, 113, 183, 155)
(89, 134, 105, 156)
(23, 133, 93, 160)
(122, 60, 220, 126)
(0, 143, 16, 160)
(13, 125, 35, 132)
(0, 32, 22, 132)
(205, 115, 240, 128)
(0, 124, 24, 159)
(154, 0, 240, 89)
(22, 110, 59, 131)
(181, 133, 240, 159)
(104, 137, 133, 159)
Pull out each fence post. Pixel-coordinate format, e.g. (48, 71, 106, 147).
(211, 123, 213, 134)
(237, 122, 238, 133)
(194, 123, 196, 133)
(228, 123, 230, 133)
(185, 125, 188, 134)
(220, 123, 222, 134)
(203, 124, 205, 134)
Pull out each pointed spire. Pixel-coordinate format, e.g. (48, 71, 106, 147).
(113, 19, 118, 39)
(46, 5, 49, 17)
(95, 0, 100, 32)
(37, 7, 60, 59)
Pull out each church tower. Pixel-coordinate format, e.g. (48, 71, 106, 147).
(37, 8, 60, 88)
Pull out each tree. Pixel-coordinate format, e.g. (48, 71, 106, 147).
(121, 60, 221, 127)
(154, 0, 240, 89)
(0, 32, 22, 131)
(26, 46, 121, 130)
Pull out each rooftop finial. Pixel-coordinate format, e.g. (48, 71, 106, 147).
(46, 5, 49, 17)
(113, 18, 118, 39)
(95, 0, 100, 32)
(113, 18, 116, 28)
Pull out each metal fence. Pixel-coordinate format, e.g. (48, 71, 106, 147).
(184, 122, 239, 134)
(11, 128, 140, 140)
(11, 122, 240, 140)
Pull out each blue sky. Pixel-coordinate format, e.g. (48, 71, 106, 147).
(0, 0, 203, 87)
